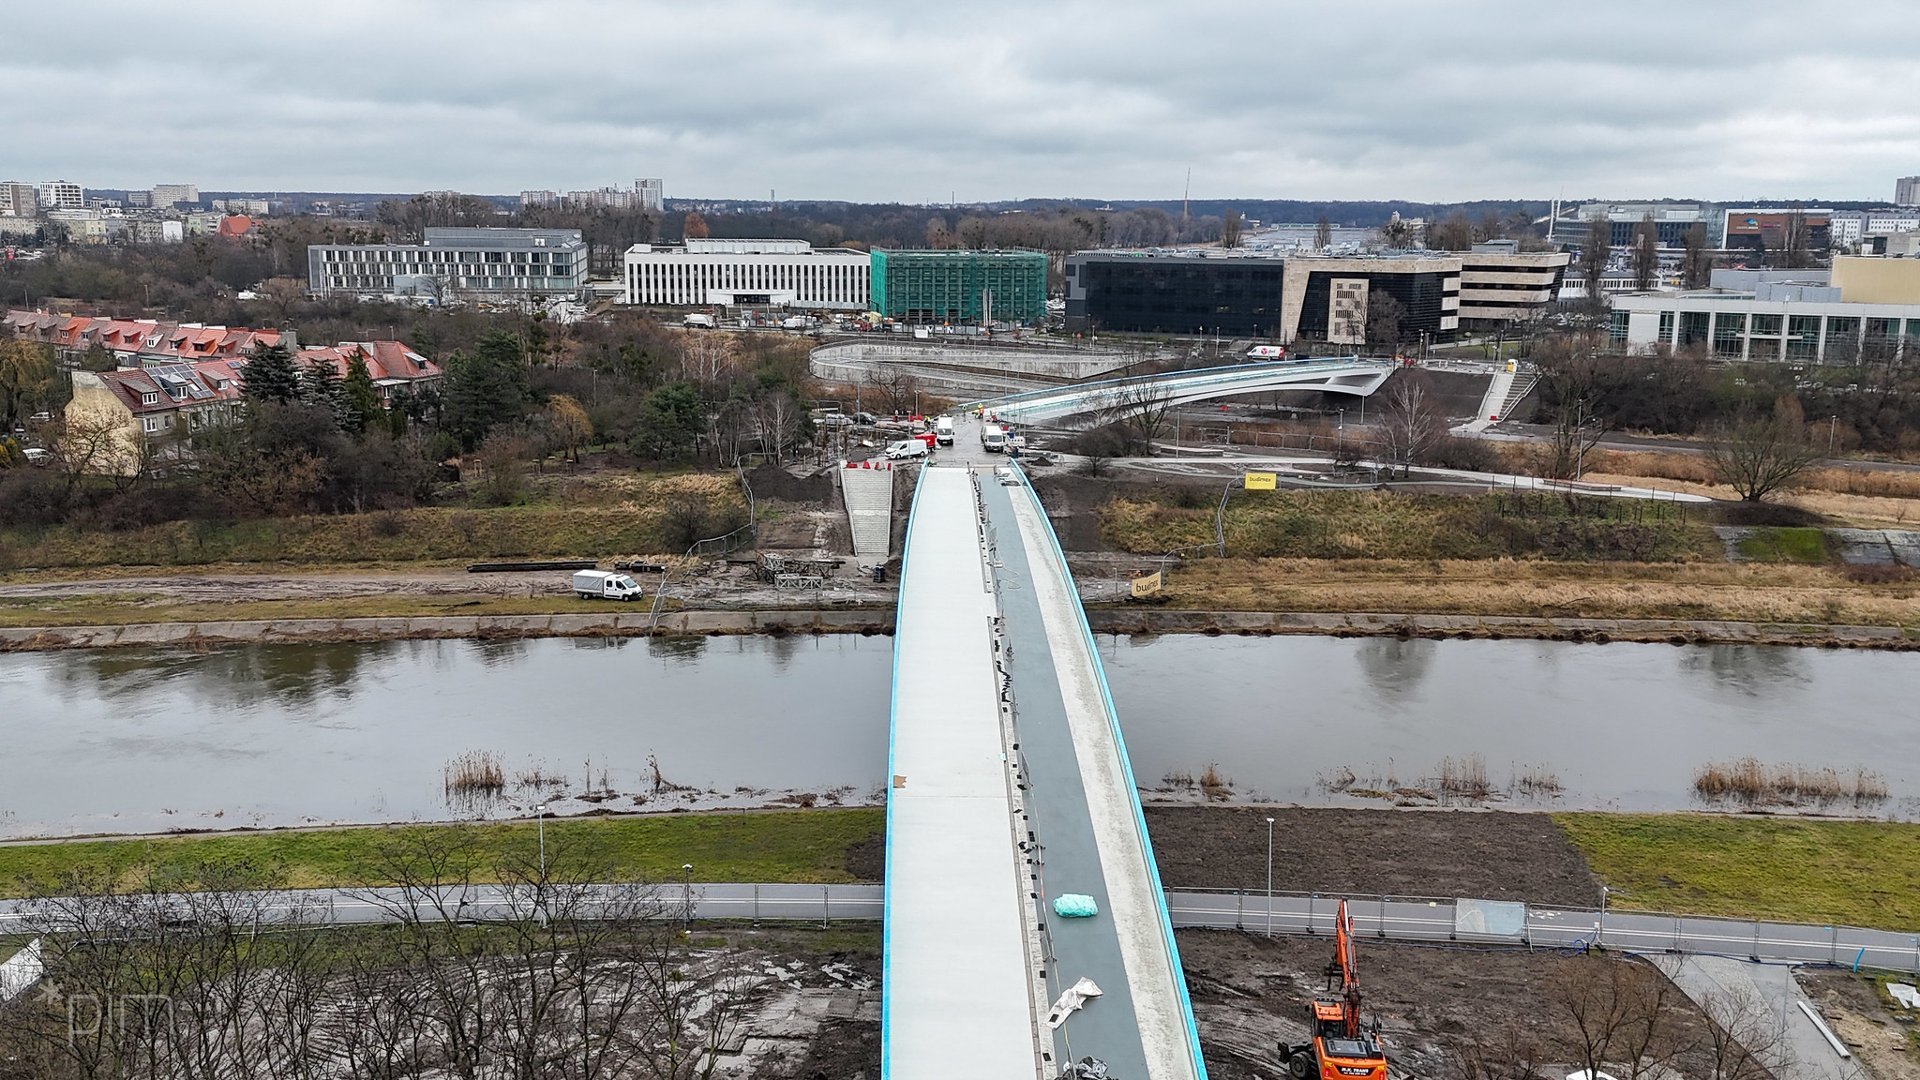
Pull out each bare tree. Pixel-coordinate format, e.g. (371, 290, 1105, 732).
(1364, 292, 1407, 355)
(1705, 408, 1822, 501)
(1632, 214, 1659, 291)
(1220, 208, 1244, 249)
(1581, 217, 1611, 307)
(862, 366, 922, 416)
(1377, 372, 1444, 477)
(1682, 222, 1715, 289)
(1556, 959, 1682, 1080)
(1314, 215, 1333, 250)
(1694, 985, 1790, 1080)
(1446, 1021, 1550, 1080)
(1101, 380, 1179, 453)
(1774, 209, 1813, 270)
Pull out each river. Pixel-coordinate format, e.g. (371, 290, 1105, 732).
(0, 634, 1913, 838)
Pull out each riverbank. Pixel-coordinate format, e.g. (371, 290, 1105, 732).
(4, 604, 1915, 652)
(3, 805, 1915, 930)
(0, 807, 884, 895)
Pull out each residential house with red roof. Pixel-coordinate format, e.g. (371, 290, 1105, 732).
(295, 341, 442, 403)
(64, 360, 248, 475)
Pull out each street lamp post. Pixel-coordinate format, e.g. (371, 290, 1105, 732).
(535, 804, 547, 880)
(1265, 816, 1276, 938)
(683, 863, 694, 931)
(1598, 885, 1610, 949)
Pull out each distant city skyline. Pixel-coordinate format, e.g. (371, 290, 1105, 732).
(9, 0, 1920, 204)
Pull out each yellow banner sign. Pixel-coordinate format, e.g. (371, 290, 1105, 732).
(1243, 471, 1278, 490)
(1130, 571, 1163, 599)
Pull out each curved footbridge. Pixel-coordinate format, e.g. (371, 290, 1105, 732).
(973, 356, 1394, 426)
(884, 460, 1207, 1079)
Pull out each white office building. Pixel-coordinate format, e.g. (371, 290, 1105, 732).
(1611, 262, 1920, 362)
(623, 239, 871, 310)
(38, 180, 84, 211)
(150, 183, 199, 208)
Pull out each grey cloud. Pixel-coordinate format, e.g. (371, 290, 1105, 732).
(6, 0, 1920, 202)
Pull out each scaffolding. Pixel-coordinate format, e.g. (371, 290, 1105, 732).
(870, 249, 1048, 324)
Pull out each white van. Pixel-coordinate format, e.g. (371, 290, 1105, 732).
(572, 570, 643, 601)
(884, 439, 929, 461)
(934, 416, 955, 446)
(982, 425, 1008, 452)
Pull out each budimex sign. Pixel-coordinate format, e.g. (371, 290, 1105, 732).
(1242, 471, 1278, 491)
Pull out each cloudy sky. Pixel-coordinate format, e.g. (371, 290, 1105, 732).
(9, 0, 1920, 204)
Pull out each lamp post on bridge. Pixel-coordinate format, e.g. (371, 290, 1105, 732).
(1265, 816, 1276, 938)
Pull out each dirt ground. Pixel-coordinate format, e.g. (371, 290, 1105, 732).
(1798, 968, 1920, 1080)
(1146, 806, 1603, 908)
(1177, 929, 1723, 1080)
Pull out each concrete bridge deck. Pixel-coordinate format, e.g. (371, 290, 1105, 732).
(884, 437, 1205, 1079)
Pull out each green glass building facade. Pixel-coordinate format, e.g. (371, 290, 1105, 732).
(868, 249, 1049, 324)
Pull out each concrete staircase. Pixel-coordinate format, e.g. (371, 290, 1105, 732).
(840, 460, 898, 566)
(1461, 366, 1538, 433)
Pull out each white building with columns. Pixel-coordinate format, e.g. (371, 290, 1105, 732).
(623, 239, 871, 310)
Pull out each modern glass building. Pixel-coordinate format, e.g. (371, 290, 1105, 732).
(868, 249, 1048, 324)
(1064, 251, 1464, 344)
(307, 227, 588, 301)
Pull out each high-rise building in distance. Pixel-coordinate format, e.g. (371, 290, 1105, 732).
(1897, 176, 1920, 207)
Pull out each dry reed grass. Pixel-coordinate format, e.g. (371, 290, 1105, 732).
(1437, 754, 1492, 798)
(1198, 763, 1233, 801)
(1514, 764, 1565, 796)
(1693, 757, 1890, 807)
(444, 750, 506, 796)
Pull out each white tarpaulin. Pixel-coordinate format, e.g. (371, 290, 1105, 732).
(1455, 899, 1528, 939)
(0, 939, 44, 1005)
(1045, 977, 1104, 1029)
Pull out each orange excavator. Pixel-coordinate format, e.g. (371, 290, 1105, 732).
(1277, 900, 1389, 1080)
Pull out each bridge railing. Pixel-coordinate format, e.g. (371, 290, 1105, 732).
(965, 356, 1374, 410)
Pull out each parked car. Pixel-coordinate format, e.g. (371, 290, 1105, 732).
(22, 447, 51, 466)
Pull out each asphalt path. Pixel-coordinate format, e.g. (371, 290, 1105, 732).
(6, 885, 1914, 975)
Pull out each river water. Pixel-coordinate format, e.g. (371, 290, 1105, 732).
(0, 635, 1914, 838)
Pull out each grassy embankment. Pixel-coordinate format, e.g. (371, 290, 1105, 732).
(0, 808, 885, 898)
(0, 473, 745, 572)
(1100, 490, 1920, 627)
(1555, 813, 1920, 929)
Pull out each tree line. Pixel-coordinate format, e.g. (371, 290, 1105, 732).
(0, 833, 769, 1080)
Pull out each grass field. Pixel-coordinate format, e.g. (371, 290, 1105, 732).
(1554, 813, 1920, 927)
(1101, 490, 1717, 562)
(0, 808, 886, 897)
(1145, 557, 1920, 627)
(0, 474, 745, 571)
(1736, 526, 1834, 564)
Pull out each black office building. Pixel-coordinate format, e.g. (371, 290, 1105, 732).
(1064, 253, 1286, 337)
(1064, 251, 1462, 343)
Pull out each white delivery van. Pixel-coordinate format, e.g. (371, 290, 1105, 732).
(572, 570, 644, 601)
(981, 424, 1008, 452)
(935, 416, 955, 446)
(884, 439, 929, 461)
